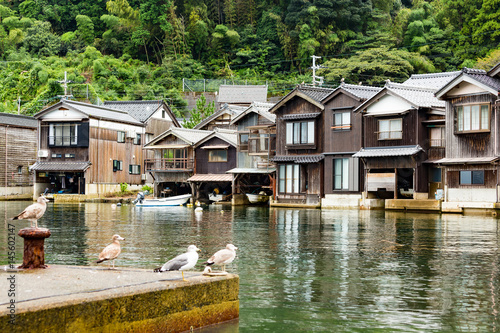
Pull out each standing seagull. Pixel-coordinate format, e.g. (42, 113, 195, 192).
(204, 244, 238, 272)
(154, 245, 201, 281)
(12, 196, 49, 228)
(96, 234, 125, 269)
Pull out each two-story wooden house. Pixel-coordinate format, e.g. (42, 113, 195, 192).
(435, 66, 500, 213)
(227, 102, 276, 205)
(30, 100, 145, 198)
(193, 103, 246, 131)
(0, 113, 38, 198)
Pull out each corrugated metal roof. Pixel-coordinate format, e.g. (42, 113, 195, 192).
(187, 174, 233, 182)
(0, 113, 37, 128)
(433, 157, 499, 164)
(281, 112, 321, 120)
(272, 155, 325, 163)
(353, 145, 423, 158)
(218, 85, 268, 103)
(226, 167, 276, 174)
(30, 161, 92, 171)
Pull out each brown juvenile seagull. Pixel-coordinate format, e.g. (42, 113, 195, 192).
(203, 244, 238, 272)
(12, 196, 49, 228)
(96, 234, 125, 269)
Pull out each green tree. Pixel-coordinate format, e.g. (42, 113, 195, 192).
(76, 15, 95, 46)
(23, 21, 62, 57)
(183, 94, 216, 129)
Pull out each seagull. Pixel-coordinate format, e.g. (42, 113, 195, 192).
(154, 245, 201, 281)
(96, 234, 125, 269)
(12, 196, 49, 228)
(203, 244, 238, 272)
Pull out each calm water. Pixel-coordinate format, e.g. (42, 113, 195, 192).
(1, 201, 499, 332)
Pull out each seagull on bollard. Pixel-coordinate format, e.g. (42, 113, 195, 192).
(154, 245, 201, 281)
(203, 244, 238, 273)
(96, 234, 125, 269)
(12, 196, 50, 228)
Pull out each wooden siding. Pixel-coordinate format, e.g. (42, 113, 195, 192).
(145, 118, 176, 138)
(364, 112, 417, 147)
(195, 137, 236, 174)
(447, 169, 496, 188)
(0, 125, 37, 186)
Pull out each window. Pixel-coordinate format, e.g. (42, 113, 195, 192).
(129, 164, 141, 174)
(429, 127, 445, 147)
(49, 123, 78, 146)
(239, 133, 249, 151)
(378, 119, 402, 140)
(332, 112, 351, 131)
(65, 153, 75, 158)
(286, 121, 315, 145)
(162, 110, 166, 118)
(456, 104, 490, 132)
(460, 170, 484, 185)
(113, 160, 123, 172)
(145, 133, 154, 144)
(209, 150, 227, 162)
(334, 158, 349, 190)
(278, 164, 300, 193)
(51, 153, 62, 158)
(117, 131, 125, 143)
(133, 133, 141, 145)
(17, 166, 22, 174)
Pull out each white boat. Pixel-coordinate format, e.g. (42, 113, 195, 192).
(208, 193, 225, 202)
(246, 193, 270, 204)
(135, 193, 192, 206)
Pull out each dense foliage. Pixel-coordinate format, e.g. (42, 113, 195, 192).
(1, 0, 500, 115)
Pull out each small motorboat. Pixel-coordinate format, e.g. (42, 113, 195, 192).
(246, 192, 270, 204)
(134, 192, 192, 206)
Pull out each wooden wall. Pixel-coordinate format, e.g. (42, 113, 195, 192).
(364, 112, 417, 147)
(195, 137, 236, 174)
(0, 125, 37, 186)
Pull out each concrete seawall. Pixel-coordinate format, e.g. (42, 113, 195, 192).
(0, 265, 239, 332)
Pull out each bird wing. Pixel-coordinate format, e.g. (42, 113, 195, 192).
(99, 243, 121, 261)
(161, 253, 189, 271)
(14, 203, 45, 220)
(209, 249, 235, 265)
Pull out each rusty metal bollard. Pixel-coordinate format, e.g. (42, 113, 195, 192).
(17, 228, 51, 269)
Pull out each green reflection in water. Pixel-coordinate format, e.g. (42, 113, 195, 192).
(1, 202, 499, 332)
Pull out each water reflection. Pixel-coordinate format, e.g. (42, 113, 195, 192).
(1, 203, 499, 332)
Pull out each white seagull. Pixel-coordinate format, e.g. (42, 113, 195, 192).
(12, 196, 49, 228)
(96, 234, 125, 269)
(203, 244, 238, 272)
(154, 245, 201, 281)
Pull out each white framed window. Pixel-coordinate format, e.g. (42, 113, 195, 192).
(117, 131, 126, 143)
(278, 164, 300, 193)
(378, 118, 402, 140)
(133, 133, 141, 145)
(334, 158, 349, 190)
(332, 112, 351, 130)
(286, 121, 315, 145)
(429, 127, 445, 147)
(49, 123, 78, 146)
(456, 104, 490, 133)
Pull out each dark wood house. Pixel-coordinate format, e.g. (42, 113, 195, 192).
(193, 103, 246, 131)
(30, 100, 145, 198)
(0, 113, 38, 198)
(434, 66, 500, 212)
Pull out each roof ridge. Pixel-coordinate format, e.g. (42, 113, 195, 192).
(462, 67, 487, 75)
(65, 100, 130, 115)
(408, 71, 461, 79)
(386, 82, 437, 93)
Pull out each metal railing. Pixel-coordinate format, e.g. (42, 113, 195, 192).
(144, 158, 194, 171)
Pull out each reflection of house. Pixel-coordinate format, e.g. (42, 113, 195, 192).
(353, 73, 458, 209)
(188, 129, 237, 202)
(227, 102, 276, 205)
(217, 85, 268, 109)
(0, 113, 38, 197)
(30, 100, 146, 198)
(434, 66, 500, 213)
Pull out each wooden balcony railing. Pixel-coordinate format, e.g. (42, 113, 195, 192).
(145, 158, 194, 171)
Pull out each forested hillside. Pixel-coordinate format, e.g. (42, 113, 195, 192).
(1, 0, 500, 115)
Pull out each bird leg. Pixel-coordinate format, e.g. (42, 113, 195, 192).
(34, 219, 38, 229)
(182, 271, 186, 281)
(222, 264, 226, 272)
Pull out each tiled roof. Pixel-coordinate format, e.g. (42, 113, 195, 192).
(336, 83, 383, 100)
(30, 161, 92, 171)
(0, 113, 37, 128)
(230, 102, 276, 125)
(272, 155, 325, 163)
(104, 100, 178, 126)
(385, 82, 445, 108)
(218, 85, 268, 103)
(212, 128, 238, 146)
(169, 127, 212, 145)
(193, 104, 245, 130)
(281, 112, 321, 120)
(465, 72, 500, 92)
(297, 85, 334, 102)
(353, 145, 423, 158)
(187, 174, 233, 182)
(403, 71, 461, 90)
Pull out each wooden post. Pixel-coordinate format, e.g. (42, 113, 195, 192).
(18, 228, 51, 269)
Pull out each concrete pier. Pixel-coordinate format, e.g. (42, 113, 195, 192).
(0, 265, 239, 332)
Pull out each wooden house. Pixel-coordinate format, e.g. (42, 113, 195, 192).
(144, 127, 211, 197)
(434, 66, 500, 212)
(353, 75, 458, 206)
(187, 129, 237, 202)
(30, 100, 145, 198)
(227, 102, 276, 205)
(193, 103, 246, 131)
(217, 85, 268, 109)
(320, 83, 382, 208)
(0, 113, 38, 198)
(269, 85, 334, 207)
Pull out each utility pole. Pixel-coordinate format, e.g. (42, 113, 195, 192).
(57, 71, 73, 100)
(17, 96, 21, 114)
(311, 55, 324, 86)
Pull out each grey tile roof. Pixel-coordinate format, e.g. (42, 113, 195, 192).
(465, 72, 500, 92)
(353, 145, 423, 158)
(193, 104, 245, 130)
(212, 128, 238, 146)
(218, 85, 268, 103)
(403, 71, 461, 90)
(297, 85, 334, 102)
(104, 100, 176, 124)
(230, 102, 276, 125)
(169, 127, 212, 145)
(385, 82, 445, 108)
(335, 83, 383, 100)
(281, 112, 321, 120)
(0, 113, 37, 128)
(30, 161, 92, 171)
(272, 154, 325, 163)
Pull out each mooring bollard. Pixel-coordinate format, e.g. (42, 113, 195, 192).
(17, 228, 51, 269)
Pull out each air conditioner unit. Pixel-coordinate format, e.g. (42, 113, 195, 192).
(126, 130, 136, 138)
(38, 150, 49, 158)
(141, 174, 147, 180)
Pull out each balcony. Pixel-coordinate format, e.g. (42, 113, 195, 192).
(428, 139, 445, 161)
(248, 136, 276, 156)
(145, 158, 194, 171)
